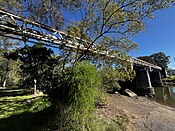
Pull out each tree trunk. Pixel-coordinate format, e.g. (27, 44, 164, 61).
(3, 79, 6, 89)
(34, 79, 37, 95)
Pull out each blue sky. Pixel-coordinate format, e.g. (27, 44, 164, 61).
(130, 6, 175, 69)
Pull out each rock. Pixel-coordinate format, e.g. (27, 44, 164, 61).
(115, 91, 118, 94)
(123, 89, 137, 97)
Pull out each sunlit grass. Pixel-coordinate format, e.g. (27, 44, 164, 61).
(0, 89, 50, 118)
(0, 89, 52, 131)
(0, 94, 50, 119)
(0, 88, 25, 92)
(163, 75, 175, 81)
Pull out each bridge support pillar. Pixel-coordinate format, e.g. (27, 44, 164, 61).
(134, 68, 155, 96)
(150, 70, 163, 87)
(161, 68, 167, 78)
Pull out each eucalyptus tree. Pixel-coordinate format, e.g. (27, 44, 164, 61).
(63, 0, 174, 89)
(5, 44, 61, 90)
(0, 36, 20, 88)
(138, 52, 170, 77)
(138, 52, 170, 69)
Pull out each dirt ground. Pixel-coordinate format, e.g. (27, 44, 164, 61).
(97, 94, 175, 131)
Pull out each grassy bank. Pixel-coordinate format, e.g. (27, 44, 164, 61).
(0, 88, 129, 131)
(0, 88, 52, 131)
(163, 75, 175, 81)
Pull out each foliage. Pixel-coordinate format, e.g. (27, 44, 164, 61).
(163, 75, 175, 81)
(54, 61, 101, 130)
(0, 59, 21, 87)
(138, 52, 170, 68)
(0, 0, 23, 14)
(2, 0, 173, 61)
(0, 36, 21, 87)
(67, 25, 91, 41)
(59, 0, 173, 88)
(0, 0, 81, 29)
(99, 63, 135, 92)
(0, 88, 129, 131)
(1, 0, 173, 87)
(5, 44, 60, 90)
(62, 0, 173, 62)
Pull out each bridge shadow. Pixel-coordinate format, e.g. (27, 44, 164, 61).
(0, 107, 54, 131)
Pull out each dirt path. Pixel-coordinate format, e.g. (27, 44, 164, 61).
(97, 94, 175, 131)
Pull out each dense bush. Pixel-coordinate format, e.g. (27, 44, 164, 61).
(53, 61, 101, 130)
(100, 66, 135, 93)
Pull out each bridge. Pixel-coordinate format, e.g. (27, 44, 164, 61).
(0, 8, 164, 96)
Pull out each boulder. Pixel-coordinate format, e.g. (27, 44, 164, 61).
(123, 89, 137, 97)
(114, 91, 118, 94)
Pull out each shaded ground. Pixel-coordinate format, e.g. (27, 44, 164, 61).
(97, 94, 175, 131)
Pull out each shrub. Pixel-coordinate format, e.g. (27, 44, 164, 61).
(100, 66, 135, 93)
(55, 61, 101, 130)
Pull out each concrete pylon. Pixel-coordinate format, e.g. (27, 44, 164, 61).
(150, 70, 163, 87)
(161, 68, 167, 78)
(134, 68, 155, 96)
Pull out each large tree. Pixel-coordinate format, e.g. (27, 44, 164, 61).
(5, 44, 60, 90)
(62, 0, 173, 61)
(0, 36, 20, 88)
(0, 0, 81, 29)
(138, 52, 170, 69)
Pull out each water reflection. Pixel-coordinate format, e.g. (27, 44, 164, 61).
(154, 86, 175, 108)
(172, 87, 175, 95)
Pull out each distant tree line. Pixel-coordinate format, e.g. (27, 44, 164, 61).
(138, 52, 170, 78)
(138, 52, 170, 69)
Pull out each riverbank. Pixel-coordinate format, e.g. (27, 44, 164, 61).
(163, 76, 175, 86)
(97, 94, 175, 131)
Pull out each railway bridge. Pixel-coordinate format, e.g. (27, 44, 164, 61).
(131, 58, 164, 96)
(0, 8, 165, 95)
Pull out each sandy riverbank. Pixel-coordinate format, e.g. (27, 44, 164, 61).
(97, 94, 175, 131)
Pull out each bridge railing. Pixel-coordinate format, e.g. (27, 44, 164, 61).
(0, 8, 94, 51)
(132, 58, 162, 70)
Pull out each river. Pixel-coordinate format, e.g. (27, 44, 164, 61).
(154, 86, 175, 108)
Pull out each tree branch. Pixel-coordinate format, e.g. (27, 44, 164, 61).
(103, 0, 138, 27)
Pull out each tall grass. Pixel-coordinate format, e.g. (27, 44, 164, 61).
(55, 61, 101, 130)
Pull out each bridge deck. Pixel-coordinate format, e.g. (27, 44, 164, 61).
(0, 8, 161, 70)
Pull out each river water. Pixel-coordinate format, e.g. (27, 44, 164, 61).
(154, 86, 175, 108)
